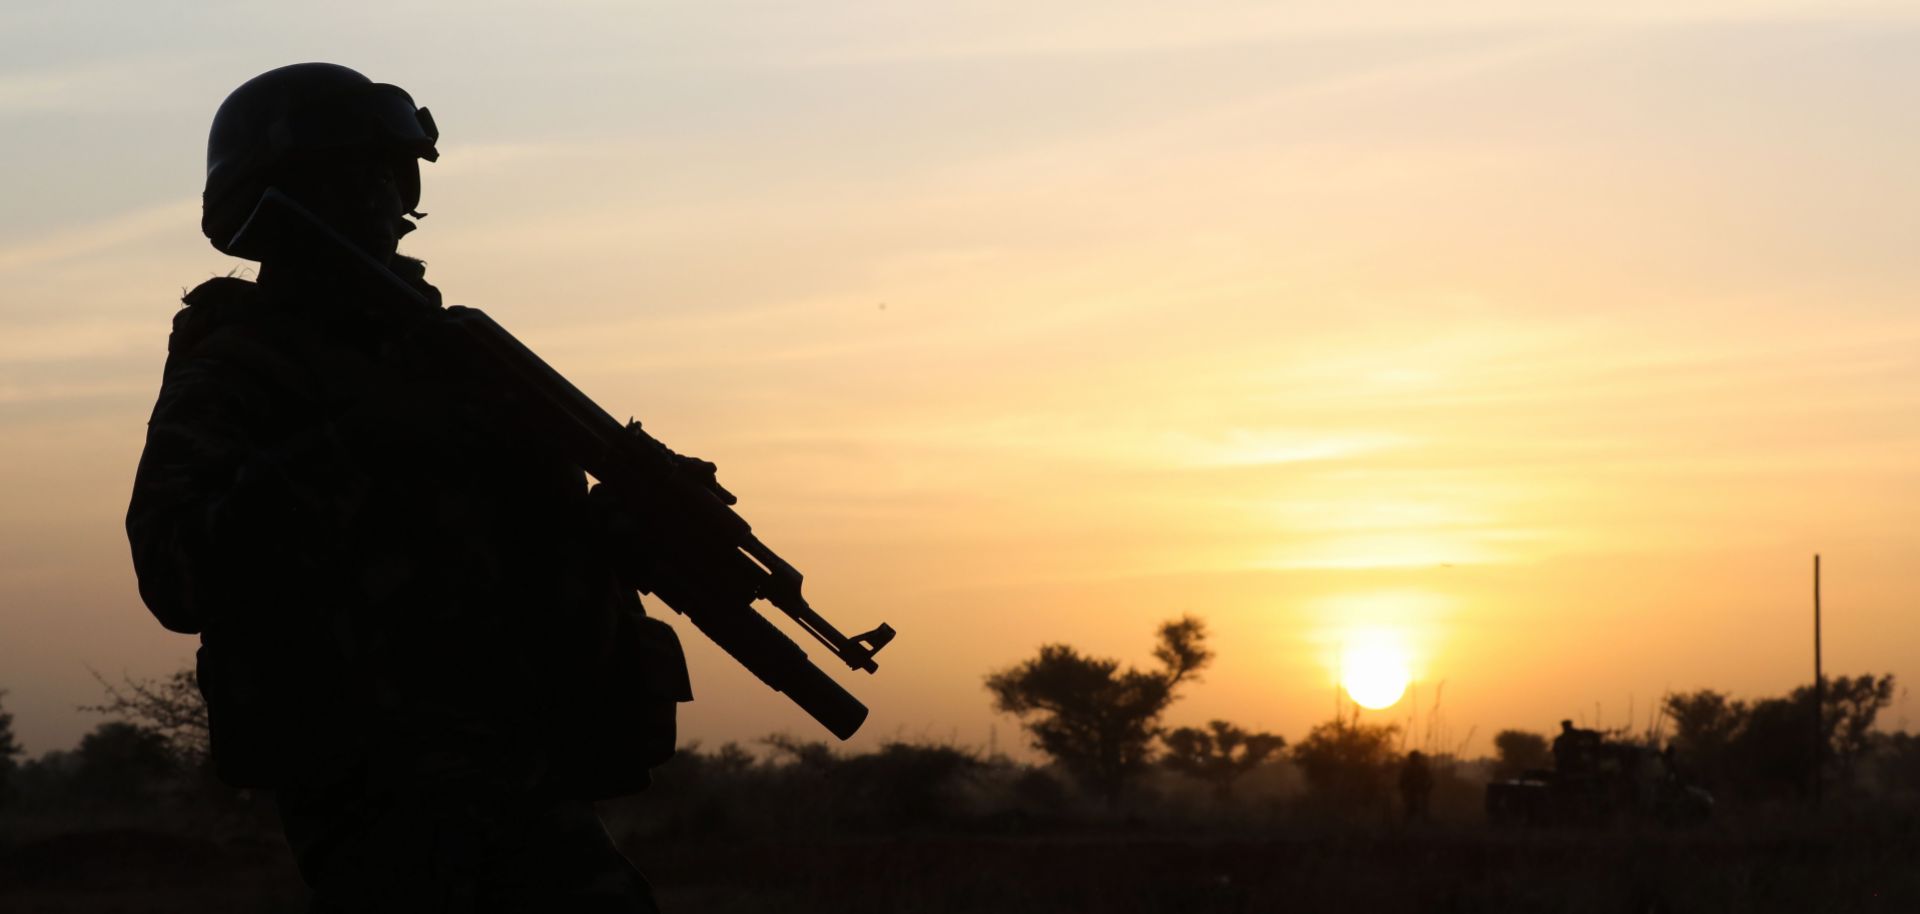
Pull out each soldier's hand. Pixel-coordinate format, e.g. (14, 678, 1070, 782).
(590, 482, 662, 593)
(669, 452, 736, 506)
(623, 420, 736, 506)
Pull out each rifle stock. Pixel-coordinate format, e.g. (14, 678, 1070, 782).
(231, 188, 895, 740)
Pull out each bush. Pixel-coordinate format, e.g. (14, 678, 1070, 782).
(1291, 717, 1401, 810)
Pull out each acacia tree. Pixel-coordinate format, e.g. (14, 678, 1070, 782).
(80, 668, 273, 824)
(985, 615, 1212, 805)
(1161, 719, 1284, 800)
(74, 721, 177, 808)
(1814, 673, 1896, 773)
(1664, 675, 1895, 797)
(1662, 689, 1748, 788)
(82, 669, 210, 770)
(0, 690, 23, 807)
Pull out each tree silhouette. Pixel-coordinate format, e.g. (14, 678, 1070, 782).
(82, 669, 210, 769)
(985, 615, 1212, 805)
(73, 721, 176, 808)
(761, 732, 837, 771)
(1869, 731, 1920, 797)
(835, 743, 983, 830)
(710, 741, 756, 776)
(1662, 689, 1747, 788)
(10, 750, 79, 812)
(1665, 675, 1894, 798)
(1291, 717, 1401, 807)
(0, 690, 23, 807)
(1813, 673, 1896, 776)
(1161, 720, 1284, 801)
(1491, 729, 1550, 779)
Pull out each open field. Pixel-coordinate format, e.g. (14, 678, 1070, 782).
(3, 816, 1916, 914)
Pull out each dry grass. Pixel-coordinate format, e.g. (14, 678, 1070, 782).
(4, 809, 1916, 913)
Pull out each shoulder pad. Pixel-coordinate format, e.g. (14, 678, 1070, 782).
(173, 276, 262, 358)
(166, 277, 315, 399)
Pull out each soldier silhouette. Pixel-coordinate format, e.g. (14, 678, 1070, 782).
(1398, 749, 1434, 823)
(127, 63, 688, 912)
(1551, 719, 1601, 777)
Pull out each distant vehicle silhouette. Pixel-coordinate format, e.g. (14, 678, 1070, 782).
(1486, 722, 1712, 827)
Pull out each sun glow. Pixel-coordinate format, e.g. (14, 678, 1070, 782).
(1340, 636, 1412, 710)
(1313, 591, 1438, 712)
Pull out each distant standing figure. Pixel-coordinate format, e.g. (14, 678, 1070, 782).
(1399, 750, 1434, 823)
(1552, 719, 1601, 776)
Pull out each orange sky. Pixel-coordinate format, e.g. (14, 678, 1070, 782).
(3, 2, 1919, 758)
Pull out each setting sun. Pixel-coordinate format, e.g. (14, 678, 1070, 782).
(1341, 637, 1413, 711)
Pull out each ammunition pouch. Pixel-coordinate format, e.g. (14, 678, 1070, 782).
(537, 605, 692, 800)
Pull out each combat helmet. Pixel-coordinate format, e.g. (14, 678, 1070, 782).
(202, 63, 439, 258)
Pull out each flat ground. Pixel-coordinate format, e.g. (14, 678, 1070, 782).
(1, 820, 1914, 913)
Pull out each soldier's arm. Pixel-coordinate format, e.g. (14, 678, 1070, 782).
(125, 347, 350, 635)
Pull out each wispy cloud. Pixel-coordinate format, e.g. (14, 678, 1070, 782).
(699, 0, 1919, 69)
(0, 199, 196, 275)
(0, 319, 154, 366)
(1162, 429, 1410, 468)
(0, 54, 209, 113)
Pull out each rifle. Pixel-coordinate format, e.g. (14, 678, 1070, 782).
(230, 188, 896, 740)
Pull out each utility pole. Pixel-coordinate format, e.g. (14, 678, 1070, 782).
(1813, 553, 1824, 807)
